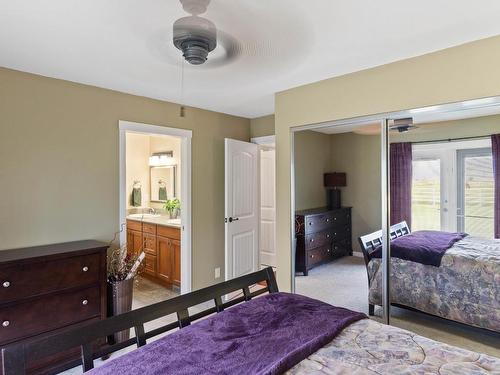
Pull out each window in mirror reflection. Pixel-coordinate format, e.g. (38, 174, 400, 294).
(458, 149, 494, 237)
(412, 158, 441, 231)
(410, 139, 493, 238)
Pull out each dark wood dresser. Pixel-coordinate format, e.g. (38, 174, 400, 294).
(0, 240, 108, 374)
(295, 207, 352, 275)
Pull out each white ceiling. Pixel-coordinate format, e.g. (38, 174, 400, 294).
(2, 1, 500, 118)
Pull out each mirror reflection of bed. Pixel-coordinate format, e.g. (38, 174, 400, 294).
(376, 110, 499, 353)
(293, 109, 500, 358)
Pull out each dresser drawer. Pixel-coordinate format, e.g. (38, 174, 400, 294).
(306, 245, 332, 267)
(326, 210, 350, 227)
(329, 225, 351, 240)
(157, 225, 181, 240)
(143, 223, 157, 235)
(305, 230, 332, 250)
(127, 219, 142, 231)
(143, 233, 157, 255)
(304, 214, 331, 234)
(332, 238, 352, 256)
(0, 253, 101, 304)
(0, 286, 100, 345)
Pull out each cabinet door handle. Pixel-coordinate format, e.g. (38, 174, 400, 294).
(82, 266, 89, 272)
(2, 281, 10, 288)
(82, 300, 88, 306)
(2, 320, 10, 327)
(326, 234, 330, 238)
(310, 238, 314, 243)
(310, 254, 314, 258)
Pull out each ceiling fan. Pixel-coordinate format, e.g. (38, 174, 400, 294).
(390, 117, 419, 133)
(173, 0, 218, 65)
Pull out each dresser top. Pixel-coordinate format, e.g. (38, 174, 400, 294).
(296, 206, 351, 216)
(0, 240, 108, 263)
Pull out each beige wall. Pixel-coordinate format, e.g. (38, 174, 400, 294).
(0, 67, 250, 290)
(126, 134, 181, 210)
(276, 35, 500, 291)
(294, 131, 332, 211)
(250, 115, 275, 138)
(126, 133, 152, 208)
(330, 133, 381, 254)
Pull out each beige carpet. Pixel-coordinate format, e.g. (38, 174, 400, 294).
(295, 256, 500, 357)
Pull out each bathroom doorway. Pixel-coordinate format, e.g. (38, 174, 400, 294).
(119, 121, 192, 303)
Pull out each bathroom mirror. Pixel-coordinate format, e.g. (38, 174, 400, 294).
(150, 165, 176, 202)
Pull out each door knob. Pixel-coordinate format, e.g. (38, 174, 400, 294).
(226, 217, 239, 223)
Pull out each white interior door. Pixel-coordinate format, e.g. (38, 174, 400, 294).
(260, 147, 277, 267)
(225, 138, 259, 280)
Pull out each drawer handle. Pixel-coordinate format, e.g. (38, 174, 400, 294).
(326, 218, 330, 222)
(334, 217, 337, 221)
(2, 320, 10, 327)
(326, 234, 330, 238)
(310, 239, 314, 243)
(82, 300, 89, 306)
(82, 266, 89, 272)
(327, 249, 331, 253)
(2, 281, 10, 288)
(310, 255, 314, 258)
(309, 222, 313, 225)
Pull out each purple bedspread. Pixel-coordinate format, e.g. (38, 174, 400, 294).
(89, 293, 365, 375)
(371, 230, 468, 266)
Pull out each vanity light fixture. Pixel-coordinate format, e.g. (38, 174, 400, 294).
(149, 151, 174, 166)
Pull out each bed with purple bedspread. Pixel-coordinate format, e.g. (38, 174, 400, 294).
(89, 292, 500, 374)
(368, 233, 500, 332)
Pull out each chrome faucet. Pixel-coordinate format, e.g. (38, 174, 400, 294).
(149, 208, 156, 215)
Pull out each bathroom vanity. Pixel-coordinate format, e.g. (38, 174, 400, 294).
(126, 217, 181, 288)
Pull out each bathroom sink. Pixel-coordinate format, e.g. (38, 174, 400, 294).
(128, 213, 161, 219)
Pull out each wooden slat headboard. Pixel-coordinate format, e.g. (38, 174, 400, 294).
(358, 221, 410, 268)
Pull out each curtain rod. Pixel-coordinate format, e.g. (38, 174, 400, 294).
(410, 134, 491, 145)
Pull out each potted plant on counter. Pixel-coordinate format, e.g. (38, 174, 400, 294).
(107, 244, 145, 344)
(164, 198, 181, 219)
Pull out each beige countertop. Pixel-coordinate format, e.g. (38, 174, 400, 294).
(126, 215, 181, 228)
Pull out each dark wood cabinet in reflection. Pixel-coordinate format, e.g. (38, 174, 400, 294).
(295, 207, 352, 275)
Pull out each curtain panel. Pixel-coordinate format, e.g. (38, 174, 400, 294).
(390, 143, 413, 227)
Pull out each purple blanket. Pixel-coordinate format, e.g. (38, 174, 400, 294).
(89, 293, 365, 375)
(371, 230, 468, 266)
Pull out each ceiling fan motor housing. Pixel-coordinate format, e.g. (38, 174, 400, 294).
(173, 16, 217, 65)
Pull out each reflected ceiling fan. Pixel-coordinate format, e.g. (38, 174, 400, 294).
(390, 117, 419, 133)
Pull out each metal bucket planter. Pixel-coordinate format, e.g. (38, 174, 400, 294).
(107, 278, 134, 344)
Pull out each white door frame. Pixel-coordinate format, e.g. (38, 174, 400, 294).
(119, 120, 192, 294)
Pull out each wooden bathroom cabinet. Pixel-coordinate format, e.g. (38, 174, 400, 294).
(126, 220, 181, 288)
